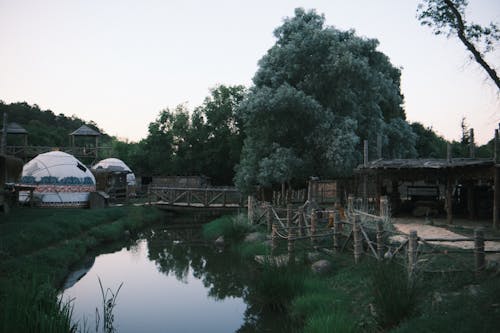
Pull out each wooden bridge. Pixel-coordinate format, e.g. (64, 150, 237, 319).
(148, 186, 246, 217)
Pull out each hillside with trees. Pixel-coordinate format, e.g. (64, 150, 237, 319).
(0, 101, 112, 147)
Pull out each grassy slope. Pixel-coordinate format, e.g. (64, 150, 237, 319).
(0, 205, 162, 332)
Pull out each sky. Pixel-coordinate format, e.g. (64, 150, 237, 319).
(0, 0, 499, 144)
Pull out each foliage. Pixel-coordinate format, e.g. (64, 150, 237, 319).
(96, 277, 123, 333)
(128, 85, 246, 184)
(0, 277, 76, 333)
(417, 0, 500, 90)
(202, 214, 252, 242)
(235, 8, 415, 192)
(371, 262, 418, 330)
(411, 122, 448, 158)
(251, 261, 307, 312)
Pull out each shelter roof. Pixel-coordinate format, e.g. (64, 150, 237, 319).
(0, 122, 28, 134)
(356, 158, 494, 171)
(70, 125, 100, 136)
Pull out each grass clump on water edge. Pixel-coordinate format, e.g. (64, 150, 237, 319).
(202, 214, 253, 242)
(251, 260, 307, 312)
(0, 276, 77, 333)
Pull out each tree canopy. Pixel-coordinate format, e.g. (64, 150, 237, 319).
(235, 8, 416, 193)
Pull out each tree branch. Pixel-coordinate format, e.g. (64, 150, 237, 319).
(443, 0, 500, 90)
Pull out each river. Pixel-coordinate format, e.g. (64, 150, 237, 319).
(62, 222, 288, 333)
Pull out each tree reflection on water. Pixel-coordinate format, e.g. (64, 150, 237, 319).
(141, 224, 293, 333)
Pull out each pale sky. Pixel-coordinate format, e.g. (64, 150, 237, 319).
(0, 0, 499, 144)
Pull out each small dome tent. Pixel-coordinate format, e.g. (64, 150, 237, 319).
(19, 151, 96, 207)
(92, 158, 136, 186)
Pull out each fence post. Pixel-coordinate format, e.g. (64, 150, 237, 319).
(376, 220, 384, 260)
(380, 196, 389, 220)
(474, 228, 485, 274)
(310, 209, 317, 248)
(333, 210, 340, 253)
(271, 224, 278, 256)
(347, 195, 354, 215)
(247, 195, 254, 224)
(408, 230, 418, 279)
(353, 214, 363, 263)
(286, 204, 294, 262)
(266, 203, 272, 234)
(298, 206, 304, 237)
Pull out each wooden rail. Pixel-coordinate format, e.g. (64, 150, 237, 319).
(148, 186, 244, 208)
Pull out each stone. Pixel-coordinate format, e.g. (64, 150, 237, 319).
(215, 236, 225, 247)
(311, 259, 332, 274)
(244, 232, 266, 243)
(307, 252, 321, 262)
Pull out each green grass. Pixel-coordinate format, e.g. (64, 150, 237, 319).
(202, 214, 253, 242)
(0, 205, 162, 332)
(203, 213, 500, 332)
(251, 261, 307, 312)
(0, 276, 77, 333)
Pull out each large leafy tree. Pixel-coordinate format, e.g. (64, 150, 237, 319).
(193, 85, 246, 184)
(133, 85, 246, 184)
(417, 0, 500, 90)
(235, 8, 415, 193)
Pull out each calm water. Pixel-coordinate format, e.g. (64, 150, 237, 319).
(62, 223, 285, 333)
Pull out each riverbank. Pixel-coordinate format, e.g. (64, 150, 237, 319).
(203, 215, 500, 332)
(0, 205, 163, 332)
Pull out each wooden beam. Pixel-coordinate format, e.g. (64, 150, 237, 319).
(446, 174, 453, 225)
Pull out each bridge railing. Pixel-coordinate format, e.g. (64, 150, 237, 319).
(148, 186, 244, 207)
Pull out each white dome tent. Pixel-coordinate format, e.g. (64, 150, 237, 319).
(92, 158, 136, 186)
(19, 151, 96, 207)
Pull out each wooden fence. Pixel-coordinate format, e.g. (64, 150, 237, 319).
(249, 196, 500, 276)
(148, 186, 244, 208)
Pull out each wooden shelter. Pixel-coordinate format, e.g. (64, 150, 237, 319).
(355, 130, 500, 228)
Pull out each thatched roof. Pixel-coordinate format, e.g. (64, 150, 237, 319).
(356, 158, 494, 171)
(70, 125, 100, 136)
(0, 122, 28, 134)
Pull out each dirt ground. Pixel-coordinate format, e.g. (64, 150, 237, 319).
(392, 217, 500, 251)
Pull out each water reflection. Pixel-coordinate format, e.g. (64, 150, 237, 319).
(63, 222, 290, 333)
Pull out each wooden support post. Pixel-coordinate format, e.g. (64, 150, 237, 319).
(353, 214, 363, 264)
(287, 204, 292, 228)
(377, 134, 382, 160)
(469, 128, 475, 158)
(376, 221, 384, 260)
(281, 182, 286, 206)
(333, 210, 340, 253)
(467, 181, 475, 220)
(408, 230, 418, 279)
(474, 228, 485, 274)
(446, 175, 453, 225)
(1, 111, 7, 155)
(310, 209, 317, 248)
(247, 195, 254, 224)
(363, 140, 369, 167)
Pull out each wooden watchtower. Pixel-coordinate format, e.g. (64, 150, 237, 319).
(69, 125, 101, 165)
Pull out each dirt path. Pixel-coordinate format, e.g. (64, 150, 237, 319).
(392, 218, 500, 251)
